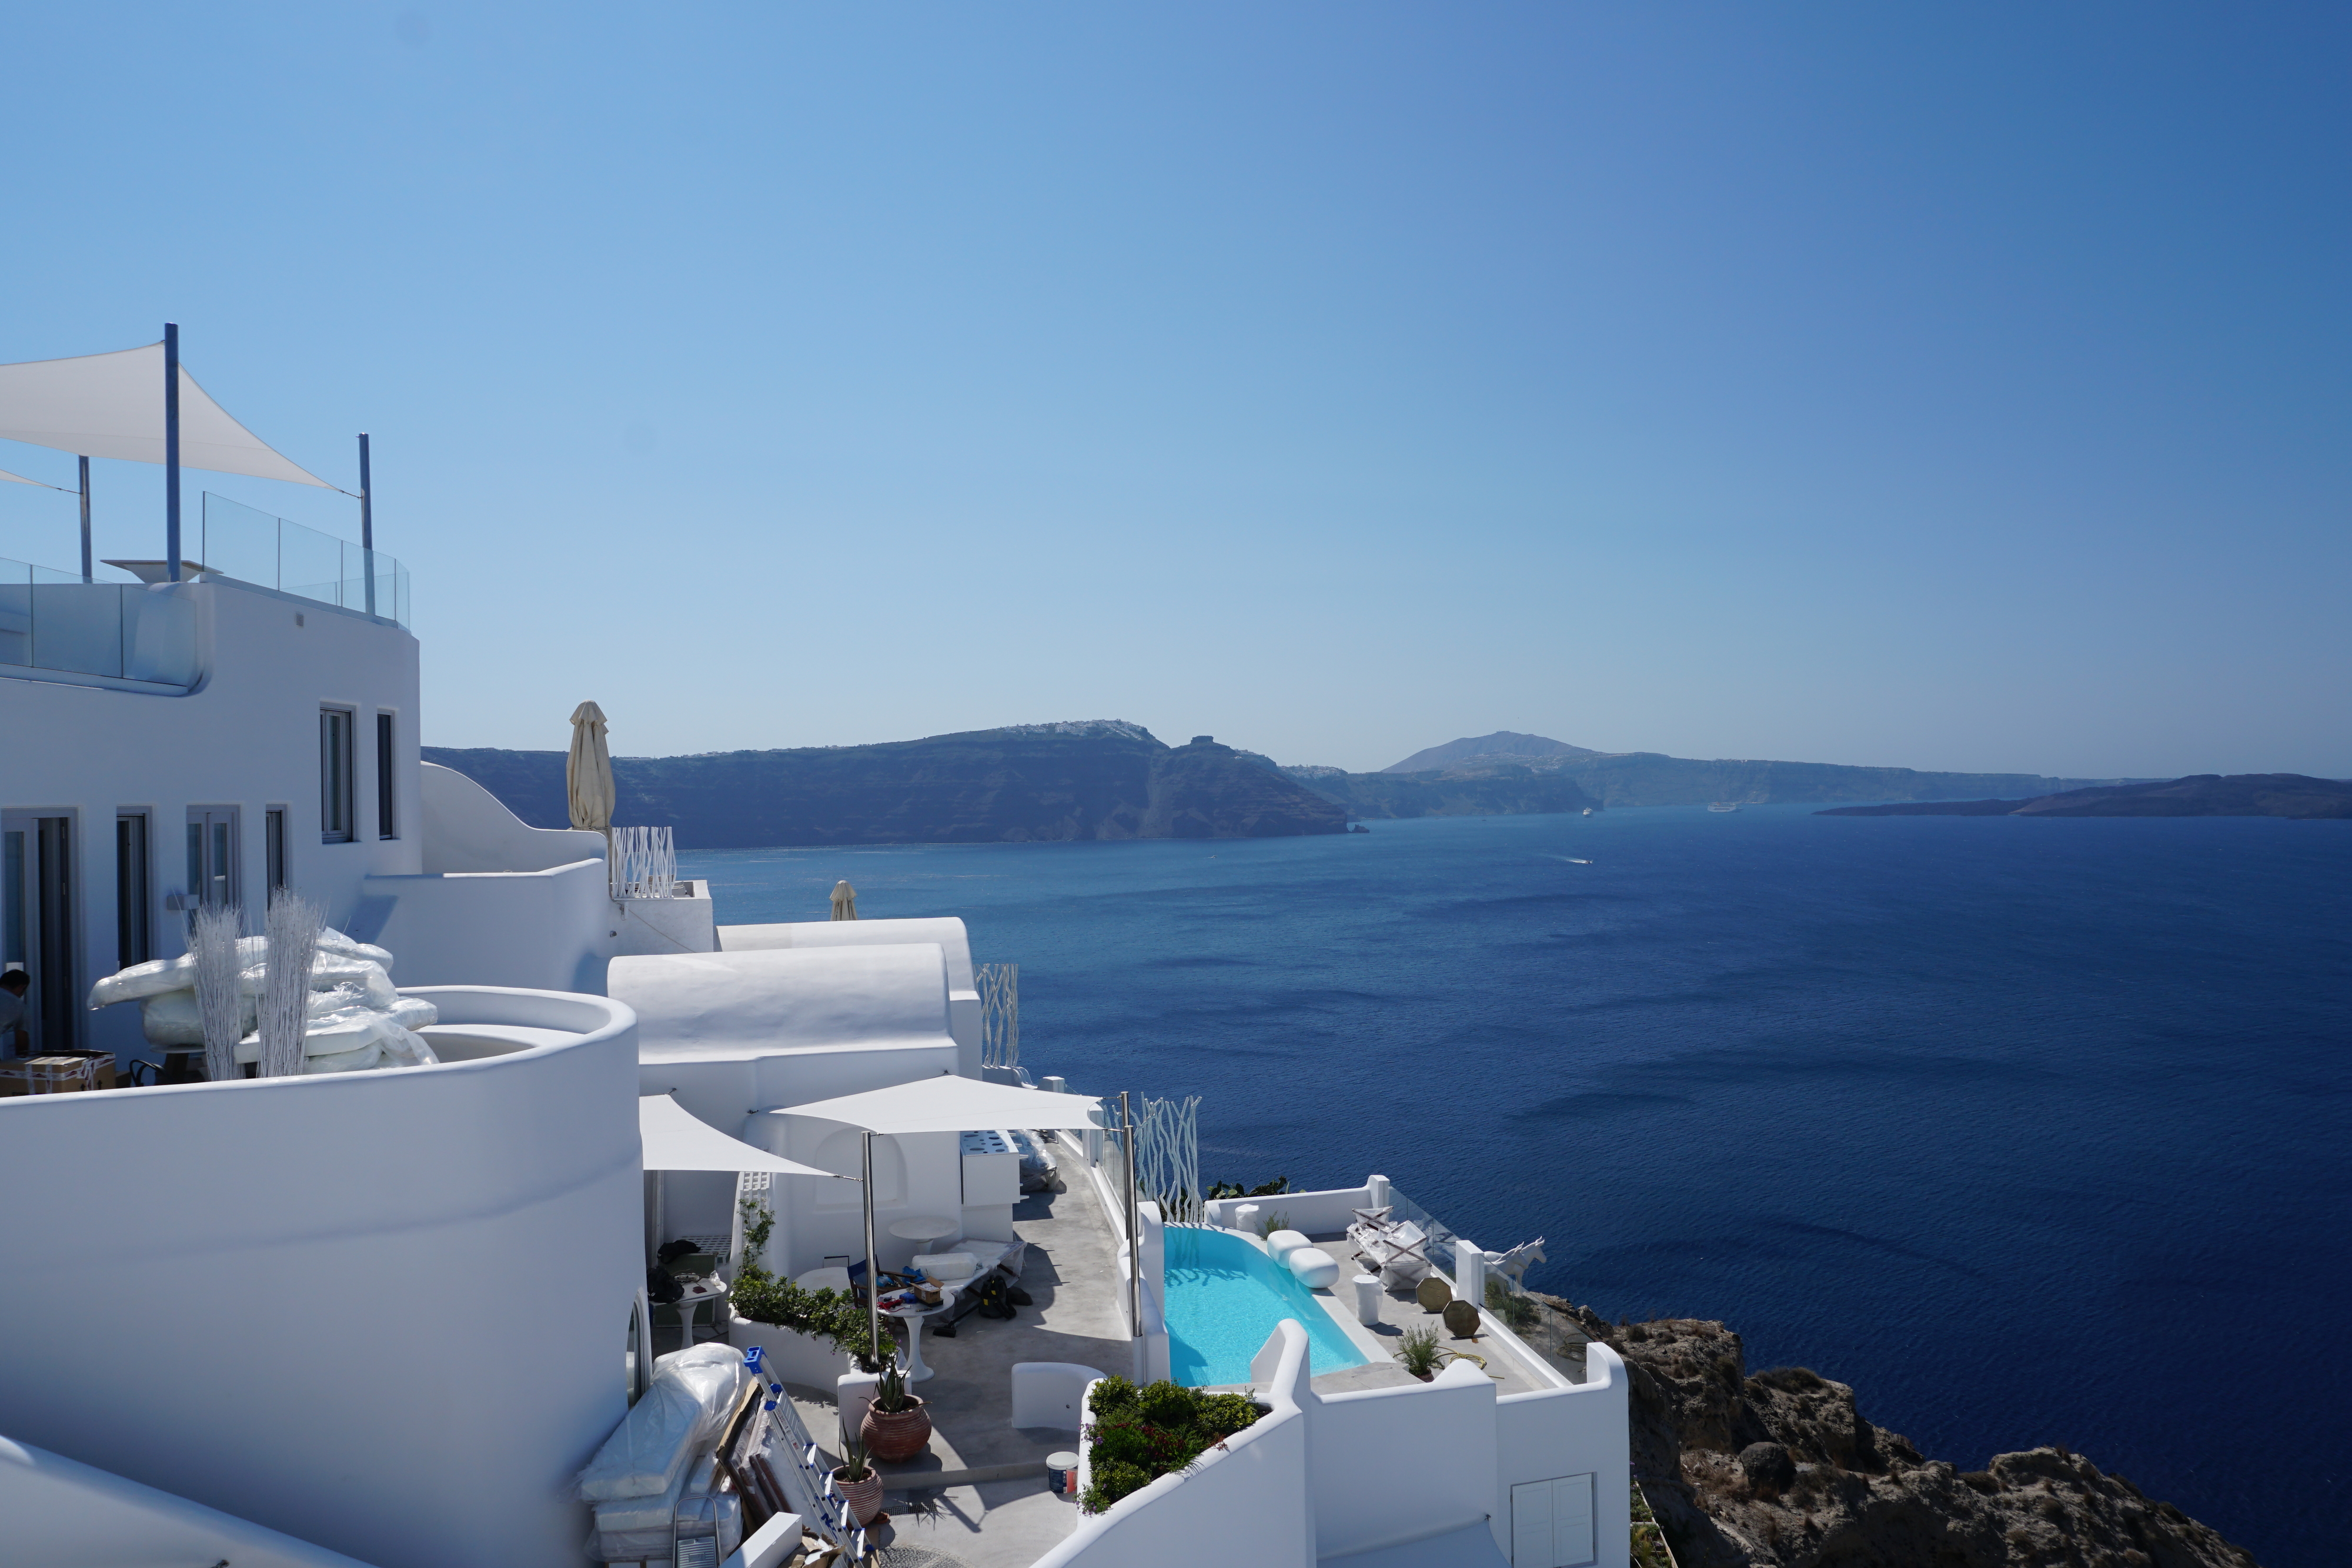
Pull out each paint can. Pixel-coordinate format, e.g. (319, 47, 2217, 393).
(1047, 1450, 1079, 1496)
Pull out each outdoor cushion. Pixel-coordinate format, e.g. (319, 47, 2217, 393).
(1266, 1229, 1312, 1265)
(913, 1250, 980, 1281)
(1287, 1247, 1341, 1289)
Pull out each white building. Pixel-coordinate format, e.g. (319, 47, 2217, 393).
(0, 340, 1630, 1568)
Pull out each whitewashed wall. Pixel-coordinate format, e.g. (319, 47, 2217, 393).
(1309, 1359, 1499, 1559)
(358, 857, 616, 994)
(0, 577, 420, 1062)
(1492, 1344, 1633, 1568)
(417, 760, 605, 874)
(0, 1436, 375, 1568)
(0, 986, 640, 1568)
(1039, 1321, 1317, 1568)
(1202, 1181, 1378, 1236)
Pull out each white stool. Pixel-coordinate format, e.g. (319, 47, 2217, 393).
(1232, 1202, 1261, 1234)
(1352, 1273, 1382, 1325)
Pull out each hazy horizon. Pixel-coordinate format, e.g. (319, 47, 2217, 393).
(2, 5, 2344, 778)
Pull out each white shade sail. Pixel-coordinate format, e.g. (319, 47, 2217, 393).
(0, 342, 332, 488)
(767, 1074, 1105, 1136)
(640, 1093, 848, 1179)
(0, 467, 71, 492)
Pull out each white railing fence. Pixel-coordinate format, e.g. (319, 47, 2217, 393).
(978, 962, 1019, 1069)
(609, 825, 676, 900)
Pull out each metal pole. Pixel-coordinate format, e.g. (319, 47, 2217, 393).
(358, 433, 376, 615)
(1122, 1091, 1142, 1378)
(862, 1131, 883, 1372)
(163, 323, 181, 582)
(77, 457, 91, 581)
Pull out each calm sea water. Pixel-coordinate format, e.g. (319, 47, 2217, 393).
(681, 808, 2350, 1567)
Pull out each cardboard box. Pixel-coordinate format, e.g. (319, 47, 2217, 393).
(0, 1055, 115, 1095)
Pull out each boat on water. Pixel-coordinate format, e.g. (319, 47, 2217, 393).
(0, 332, 1632, 1568)
(1708, 801, 1742, 813)
(1581, 807, 1593, 815)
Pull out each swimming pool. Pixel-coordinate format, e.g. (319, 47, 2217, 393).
(1162, 1226, 1368, 1386)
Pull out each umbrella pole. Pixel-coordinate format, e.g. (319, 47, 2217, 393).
(863, 1131, 881, 1372)
(358, 433, 376, 616)
(78, 456, 90, 582)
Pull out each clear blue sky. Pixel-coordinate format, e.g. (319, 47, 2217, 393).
(3, 5, 2344, 777)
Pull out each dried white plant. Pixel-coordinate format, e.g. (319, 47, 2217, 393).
(191, 901, 244, 1084)
(260, 892, 323, 1078)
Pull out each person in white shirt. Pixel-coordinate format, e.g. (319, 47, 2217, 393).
(0, 969, 28, 1056)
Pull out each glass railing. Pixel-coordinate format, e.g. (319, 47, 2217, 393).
(202, 492, 411, 628)
(1387, 1183, 1595, 1383)
(0, 556, 199, 687)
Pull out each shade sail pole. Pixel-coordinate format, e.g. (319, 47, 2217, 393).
(358, 432, 375, 615)
(1123, 1090, 1143, 1380)
(77, 456, 91, 581)
(162, 323, 181, 581)
(863, 1131, 881, 1373)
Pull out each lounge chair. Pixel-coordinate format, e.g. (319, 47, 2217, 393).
(1354, 1219, 1432, 1286)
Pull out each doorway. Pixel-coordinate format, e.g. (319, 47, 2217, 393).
(2, 814, 76, 1054)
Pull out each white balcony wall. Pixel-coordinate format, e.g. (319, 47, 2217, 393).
(356, 858, 616, 994)
(1041, 1321, 1317, 1568)
(417, 759, 606, 873)
(0, 986, 641, 1568)
(0, 1436, 373, 1568)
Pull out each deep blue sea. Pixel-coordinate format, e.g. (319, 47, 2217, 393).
(681, 807, 2350, 1567)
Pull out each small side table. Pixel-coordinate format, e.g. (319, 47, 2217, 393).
(670, 1276, 730, 1345)
(886, 1293, 957, 1382)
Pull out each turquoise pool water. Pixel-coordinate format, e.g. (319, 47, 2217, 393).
(1162, 1226, 1367, 1386)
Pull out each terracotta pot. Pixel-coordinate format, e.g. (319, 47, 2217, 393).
(861, 1398, 933, 1463)
(833, 1466, 886, 1526)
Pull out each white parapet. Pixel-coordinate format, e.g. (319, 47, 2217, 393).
(0, 985, 642, 1568)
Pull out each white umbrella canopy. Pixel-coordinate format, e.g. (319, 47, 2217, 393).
(766, 1074, 1105, 1135)
(567, 701, 614, 834)
(830, 880, 857, 920)
(639, 1094, 847, 1179)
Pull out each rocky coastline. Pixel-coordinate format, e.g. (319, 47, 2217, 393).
(1551, 1306, 2259, 1568)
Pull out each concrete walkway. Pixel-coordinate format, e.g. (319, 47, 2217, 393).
(787, 1178, 1130, 1567)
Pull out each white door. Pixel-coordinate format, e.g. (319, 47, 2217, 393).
(1511, 1473, 1596, 1567)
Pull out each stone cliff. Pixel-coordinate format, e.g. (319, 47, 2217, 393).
(1555, 1309, 2259, 1568)
(1820, 774, 2352, 820)
(423, 722, 1347, 849)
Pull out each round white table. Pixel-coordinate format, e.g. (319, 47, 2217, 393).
(671, 1276, 730, 1345)
(888, 1215, 960, 1243)
(885, 1293, 957, 1382)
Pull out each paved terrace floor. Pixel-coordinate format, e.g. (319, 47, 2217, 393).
(783, 1179, 1130, 1568)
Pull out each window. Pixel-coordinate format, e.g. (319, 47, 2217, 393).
(376, 712, 397, 839)
(321, 707, 355, 843)
(116, 813, 151, 968)
(266, 807, 286, 903)
(186, 807, 239, 911)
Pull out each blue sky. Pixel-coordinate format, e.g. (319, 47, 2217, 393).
(2, 4, 2344, 777)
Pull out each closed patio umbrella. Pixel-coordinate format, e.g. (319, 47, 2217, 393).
(568, 701, 614, 837)
(830, 880, 858, 921)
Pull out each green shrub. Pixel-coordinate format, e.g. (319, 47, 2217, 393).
(727, 1199, 884, 1369)
(1079, 1377, 1263, 1514)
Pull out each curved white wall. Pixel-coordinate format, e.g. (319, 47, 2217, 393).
(419, 759, 608, 874)
(615, 944, 951, 1060)
(718, 917, 980, 1075)
(0, 986, 642, 1568)
(0, 1435, 374, 1568)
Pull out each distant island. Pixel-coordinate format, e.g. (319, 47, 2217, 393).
(1819, 773, 2352, 820)
(1275, 730, 2139, 817)
(425, 723, 1346, 848)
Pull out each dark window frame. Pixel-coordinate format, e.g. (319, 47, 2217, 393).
(321, 707, 355, 844)
(115, 812, 151, 968)
(376, 711, 397, 840)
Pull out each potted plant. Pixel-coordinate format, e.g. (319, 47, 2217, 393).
(860, 1356, 933, 1462)
(831, 1427, 886, 1526)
